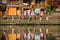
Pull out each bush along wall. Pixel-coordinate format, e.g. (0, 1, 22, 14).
(46, 34, 56, 40)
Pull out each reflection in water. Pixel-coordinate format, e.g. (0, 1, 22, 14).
(0, 25, 59, 40)
(0, 25, 60, 34)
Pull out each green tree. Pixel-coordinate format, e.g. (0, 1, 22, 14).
(46, 34, 56, 40)
(45, 4, 52, 15)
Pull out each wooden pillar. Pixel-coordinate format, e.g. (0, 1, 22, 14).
(45, 0, 47, 6)
(33, 0, 35, 3)
(19, 7, 22, 16)
(33, 0, 35, 8)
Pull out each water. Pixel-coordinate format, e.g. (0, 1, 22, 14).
(0, 25, 60, 34)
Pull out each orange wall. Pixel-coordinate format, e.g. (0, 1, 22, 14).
(8, 7, 16, 15)
(8, 34, 16, 40)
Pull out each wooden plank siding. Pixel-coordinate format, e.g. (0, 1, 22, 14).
(48, 0, 60, 6)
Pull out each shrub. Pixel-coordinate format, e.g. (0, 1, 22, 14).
(46, 34, 56, 40)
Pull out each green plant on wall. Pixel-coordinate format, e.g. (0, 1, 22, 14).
(45, 4, 52, 15)
(46, 34, 56, 40)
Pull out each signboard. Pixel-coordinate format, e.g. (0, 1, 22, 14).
(35, 8, 40, 14)
(8, 34, 16, 40)
(9, 7, 16, 15)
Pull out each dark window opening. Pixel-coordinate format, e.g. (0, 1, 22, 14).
(41, 0, 45, 2)
(35, 0, 45, 3)
(24, 9, 30, 10)
(23, 0, 31, 4)
(51, 6, 58, 11)
(16, 7, 19, 10)
(41, 9, 45, 11)
(9, 0, 19, 1)
(35, 0, 40, 3)
(0, 6, 1, 11)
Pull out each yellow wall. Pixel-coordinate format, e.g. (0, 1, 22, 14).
(9, 7, 16, 15)
(8, 34, 16, 40)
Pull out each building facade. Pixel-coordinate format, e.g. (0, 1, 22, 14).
(48, 0, 60, 6)
(0, 0, 47, 16)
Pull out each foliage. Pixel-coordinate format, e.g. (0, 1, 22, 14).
(45, 4, 52, 15)
(46, 34, 56, 40)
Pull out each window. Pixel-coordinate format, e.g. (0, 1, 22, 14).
(23, 0, 31, 3)
(0, 6, 1, 10)
(51, 6, 57, 11)
(41, 9, 45, 11)
(35, 0, 45, 3)
(9, 0, 19, 1)
(35, 0, 40, 3)
(41, 0, 45, 2)
(23, 0, 27, 3)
